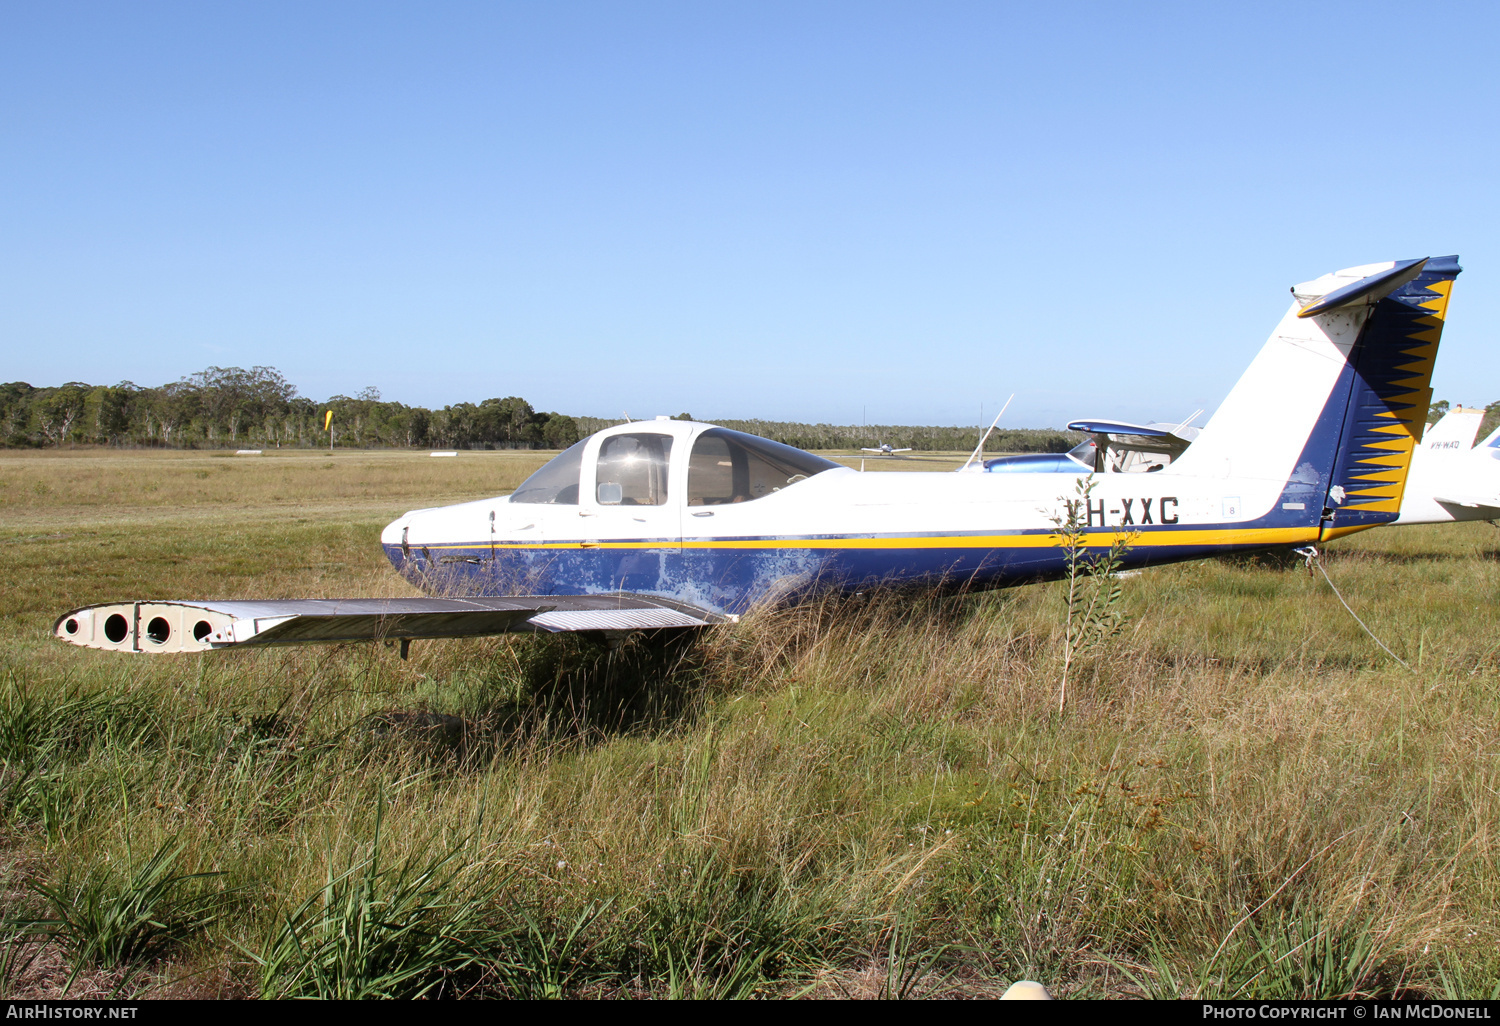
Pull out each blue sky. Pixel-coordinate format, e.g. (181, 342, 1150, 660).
(2, 2, 1497, 428)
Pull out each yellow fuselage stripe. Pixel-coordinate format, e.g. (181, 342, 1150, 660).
(413, 525, 1332, 552)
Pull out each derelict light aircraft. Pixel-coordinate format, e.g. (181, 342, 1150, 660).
(55, 255, 1461, 655)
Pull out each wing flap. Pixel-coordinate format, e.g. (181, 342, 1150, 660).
(527, 608, 712, 632)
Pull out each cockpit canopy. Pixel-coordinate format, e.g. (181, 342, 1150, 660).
(509, 424, 839, 506)
(686, 428, 838, 505)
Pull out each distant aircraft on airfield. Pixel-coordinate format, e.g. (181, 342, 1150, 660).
(861, 443, 913, 456)
(55, 256, 1463, 655)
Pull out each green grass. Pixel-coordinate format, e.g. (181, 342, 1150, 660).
(2, 450, 1500, 997)
(14, 836, 229, 994)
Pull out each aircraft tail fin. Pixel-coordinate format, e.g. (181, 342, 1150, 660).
(1417, 406, 1484, 452)
(1321, 257, 1462, 530)
(1166, 256, 1462, 538)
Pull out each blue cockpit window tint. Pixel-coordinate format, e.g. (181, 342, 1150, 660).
(688, 428, 839, 505)
(511, 439, 586, 504)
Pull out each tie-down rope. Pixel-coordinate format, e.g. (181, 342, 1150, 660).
(1291, 545, 1414, 672)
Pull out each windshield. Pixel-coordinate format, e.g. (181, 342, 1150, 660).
(511, 439, 586, 504)
(687, 428, 839, 505)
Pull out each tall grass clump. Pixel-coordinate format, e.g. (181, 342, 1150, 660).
(248, 808, 514, 999)
(10, 837, 229, 994)
(0, 677, 163, 837)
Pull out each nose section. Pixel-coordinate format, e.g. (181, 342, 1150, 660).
(381, 513, 415, 571)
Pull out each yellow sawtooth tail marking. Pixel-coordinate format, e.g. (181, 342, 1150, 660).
(1388, 379, 1433, 394)
(1355, 453, 1411, 468)
(1420, 279, 1453, 318)
(1292, 274, 1445, 521)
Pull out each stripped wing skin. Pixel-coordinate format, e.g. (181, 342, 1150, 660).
(54, 595, 727, 653)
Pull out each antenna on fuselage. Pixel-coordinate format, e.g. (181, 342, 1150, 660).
(622, 411, 632, 423)
(1171, 409, 1204, 434)
(961, 393, 1014, 471)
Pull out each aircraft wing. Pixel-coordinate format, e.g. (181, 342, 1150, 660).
(1067, 419, 1172, 437)
(1067, 419, 1199, 445)
(54, 594, 730, 654)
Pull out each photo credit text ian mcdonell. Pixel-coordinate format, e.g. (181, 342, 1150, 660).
(1200, 1005, 1495, 1020)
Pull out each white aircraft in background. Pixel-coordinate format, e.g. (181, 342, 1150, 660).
(861, 443, 913, 456)
(1396, 406, 1500, 524)
(54, 255, 1463, 655)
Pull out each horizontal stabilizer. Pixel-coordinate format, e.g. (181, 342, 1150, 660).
(54, 594, 729, 653)
(1434, 495, 1500, 515)
(1296, 258, 1427, 318)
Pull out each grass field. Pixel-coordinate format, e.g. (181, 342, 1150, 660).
(2, 448, 1499, 998)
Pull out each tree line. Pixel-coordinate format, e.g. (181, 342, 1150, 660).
(1, 366, 1121, 454)
(0, 368, 582, 451)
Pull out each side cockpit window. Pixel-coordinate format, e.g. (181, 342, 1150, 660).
(511, 439, 586, 504)
(596, 433, 672, 506)
(687, 428, 839, 505)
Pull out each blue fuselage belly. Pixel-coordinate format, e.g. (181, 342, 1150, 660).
(381, 533, 1282, 616)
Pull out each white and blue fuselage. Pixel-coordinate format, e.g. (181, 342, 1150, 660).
(381, 425, 1321, 618)
(381, 255, 1463, 619)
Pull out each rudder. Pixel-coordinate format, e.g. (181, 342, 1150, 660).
(1323, 256, 1462, 534)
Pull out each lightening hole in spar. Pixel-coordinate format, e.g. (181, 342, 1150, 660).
(104, 614, 129, 644)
